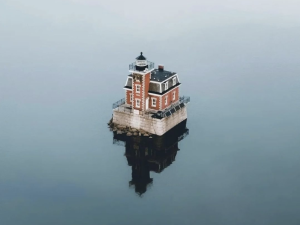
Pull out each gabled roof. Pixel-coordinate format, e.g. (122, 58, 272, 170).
(136, 52, 147, 60)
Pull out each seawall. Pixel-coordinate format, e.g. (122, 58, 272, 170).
(112, 106, 187, 136)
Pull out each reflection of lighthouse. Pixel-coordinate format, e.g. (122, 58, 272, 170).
(113, 119, 189, 196)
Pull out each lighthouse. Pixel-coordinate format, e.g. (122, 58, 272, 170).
(110, 52, 190, 136)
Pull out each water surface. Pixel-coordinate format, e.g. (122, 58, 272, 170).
(1, 1, 300, 224)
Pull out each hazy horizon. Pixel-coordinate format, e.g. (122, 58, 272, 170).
(1, 1, 300, 225)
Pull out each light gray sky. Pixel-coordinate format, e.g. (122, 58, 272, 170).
(1, 0, 299, 63)
(0, 0, 299, 96)
(1, 0, 300, 41)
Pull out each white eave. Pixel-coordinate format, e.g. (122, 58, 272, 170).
(129, 68, 155, 75)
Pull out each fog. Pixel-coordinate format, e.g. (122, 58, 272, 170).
(1, 1, 300, 225)
(1, 0, 299, 101)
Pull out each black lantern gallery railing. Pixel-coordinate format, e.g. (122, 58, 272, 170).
(129, 61, 155, 71)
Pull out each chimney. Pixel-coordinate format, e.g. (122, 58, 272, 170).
(158, 65, 164, 71)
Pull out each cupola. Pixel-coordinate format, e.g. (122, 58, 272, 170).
(135, 52, 148, 71)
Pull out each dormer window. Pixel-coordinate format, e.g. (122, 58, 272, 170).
(136, 84, 141, 93)
(164, 82, 168, 91)
(172, 77, 176, 86)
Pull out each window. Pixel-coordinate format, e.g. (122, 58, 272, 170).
(165, 96, 168, 105)
(136, 99, 140, 108)
(152, 98, 156, 107)
(164, 82, 168, 90)
(136, 85, 141, 93)
(173, 77, 176, 86)
(130, 93, 133, 102)
(172, 91, 176, 100)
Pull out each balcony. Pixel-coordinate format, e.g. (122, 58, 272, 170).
(129, 61, 155, 72)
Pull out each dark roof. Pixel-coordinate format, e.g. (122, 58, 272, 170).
(136, 52, 147, 60)
(150, 69, 176, 82)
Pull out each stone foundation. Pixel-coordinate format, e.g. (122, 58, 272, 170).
(112, 106, 187, 136)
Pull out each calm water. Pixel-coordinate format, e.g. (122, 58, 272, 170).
(2, 62, 300, 225)
(1, 2, 300, 224)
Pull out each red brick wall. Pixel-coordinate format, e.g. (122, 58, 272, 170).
(126, 90, 132, 105)
(149, 95, 160, 110)
(173, 86, 179, 103)
(161, 87, 179, 110)
(130, 74, 179, 111)
(132, 72, 152, 111)
(132, 74, 143, 111)
(143, 72, 150, 111)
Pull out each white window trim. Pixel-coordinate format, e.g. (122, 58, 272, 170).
(136, 99, 140, 108)
(172, 77, 176, 86)
(135, 84, 141, 93)
(152, 98, 156, 107)
(130, 93, 133, 102)
(164, 82, 168, 90)
(172, 91, 176, 100)
(165, 96, 168, 105)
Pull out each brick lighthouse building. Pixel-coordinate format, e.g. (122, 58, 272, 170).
(124, 52, 181, 113)
(111, 52, 190, 136)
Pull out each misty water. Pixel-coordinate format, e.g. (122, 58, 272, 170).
(1, 1, 300, 225)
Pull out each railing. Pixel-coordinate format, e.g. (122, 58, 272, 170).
(179, 96, 191, 104)
(156, 96, 190, 118)
(178, 129, 189, 142)
(129, 61, 155, 71)
(112, 98, 125, 109)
